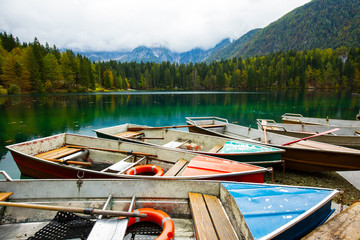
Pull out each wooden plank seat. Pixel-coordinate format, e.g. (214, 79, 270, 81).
(265, 126, 280, 130)
(189, 192, 237, 240)
(261, 120, 279, 130)
(163, 158, 188, 176)
(34, 146, 82, 159)
(199, 124, 226, 128)
(208, 144, 223, 153)
(114, 131, 143, 138)
(0, 192, 13, 201)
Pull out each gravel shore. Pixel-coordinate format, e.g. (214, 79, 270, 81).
(264, 167, 360, 205)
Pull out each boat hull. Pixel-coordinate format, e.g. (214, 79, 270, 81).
(7, 133, 265, 182)
(281, 147, 360, 172)
(265, 129, 360, 149)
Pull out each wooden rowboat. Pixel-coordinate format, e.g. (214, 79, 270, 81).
(282, 113, 360, 127)
(257, 119, 360, 149)
(5, 133, 267, 182)
(94, 124, 284, 167)
(0, 171, 338, 240)
(186, 116, 360, 172)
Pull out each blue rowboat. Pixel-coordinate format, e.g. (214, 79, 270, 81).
(223, 182, 337, 240)
(0, 171, 338, 240)
(94, 123, 284, 167)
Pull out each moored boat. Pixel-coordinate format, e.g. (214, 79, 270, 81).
(94, 123, 284, 167)
(257, 119, 360, 149)
(5, 133, 267, 182)
(0, 171, 338, 240)
(186, 116, 360, 172)
(281, 113, 360, 127)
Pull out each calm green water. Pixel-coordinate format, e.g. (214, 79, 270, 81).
(1, 90, 359, 178)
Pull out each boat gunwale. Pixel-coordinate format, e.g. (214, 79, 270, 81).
(281, 113, 360, 127)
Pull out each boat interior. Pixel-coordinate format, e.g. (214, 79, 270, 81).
(257, 119, 360, 136)
(0, 177, 251, 240)
(96, 124, 240, 154)
(186, 117, 360, 153)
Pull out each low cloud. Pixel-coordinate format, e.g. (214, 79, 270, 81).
(0, 0, 310, 52)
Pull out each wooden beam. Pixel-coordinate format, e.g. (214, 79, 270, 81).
(189, 192, 218, 240)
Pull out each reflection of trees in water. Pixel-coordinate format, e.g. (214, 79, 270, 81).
(0, 91, 358, 148)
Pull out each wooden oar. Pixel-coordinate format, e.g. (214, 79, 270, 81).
(67, 145, 158, 157)
(44, 158, 92, 166)
(261, 120, 268, 144)
(281, 128, 340, 146)
(128, 125, 193, 131)
(127, 124, 226, 131)
(0, 202, 147, 218)
(128, 137, 165, 140)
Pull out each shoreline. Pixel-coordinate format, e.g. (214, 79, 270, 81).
(264, 167, 360, 205)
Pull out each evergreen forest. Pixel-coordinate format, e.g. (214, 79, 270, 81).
(1, 32, 360, 94)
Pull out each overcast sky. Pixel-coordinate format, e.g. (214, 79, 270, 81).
(0, 0, 311, 52)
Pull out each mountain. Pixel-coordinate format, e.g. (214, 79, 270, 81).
(205, 29, 261, 63)
(81, 0, 360, 63)
(80, 38, 231, 64)
(209, 0, 360, 60)
(180, 38, 231, 63)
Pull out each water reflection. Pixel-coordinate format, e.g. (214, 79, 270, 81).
(0, 90, 359, 178)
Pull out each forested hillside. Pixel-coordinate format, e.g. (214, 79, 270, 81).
(211, 0, 360, 59)
(1, 32, 360, 93)
(206, 29, 261, 63)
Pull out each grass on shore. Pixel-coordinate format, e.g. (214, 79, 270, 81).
(264, 167, 360, 205)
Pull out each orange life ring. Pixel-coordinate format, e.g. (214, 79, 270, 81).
(126, 164, 165, 176)
(128, 208, 175, 240)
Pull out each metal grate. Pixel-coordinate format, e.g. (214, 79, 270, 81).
(27, 211, 95, 240)
(125, 222, 162, 240)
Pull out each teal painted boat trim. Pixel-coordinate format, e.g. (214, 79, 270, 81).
(219, 140, 280, 154)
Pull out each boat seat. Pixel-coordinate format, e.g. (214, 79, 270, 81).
(101, 156, 146, 174)
(163, 158, 188, 176)
(265, 126, 280, 130)
(101, 155, 134, 173)
(189, 192, 237, 240)
(162, 140, 186, 148)
(34, 146, 82, 159)
(0, 192, 13, 201)
(261, 120, 279, 130)
(88, 194, 134, 240)
(199, 124, 226, 128)
(114, 131, 143, 138)
(208, 145, 223, 153)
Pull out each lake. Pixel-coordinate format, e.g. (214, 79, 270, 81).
(1, 90, 359, 178)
